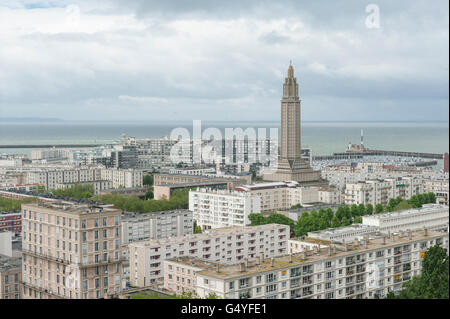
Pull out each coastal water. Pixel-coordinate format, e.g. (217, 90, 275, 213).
(0, 121, 448, 157)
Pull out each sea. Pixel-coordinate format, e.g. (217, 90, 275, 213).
(0, 121, 448, 157)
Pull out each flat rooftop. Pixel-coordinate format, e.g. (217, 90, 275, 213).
(308, 224, 376, 236)
(0, 255, 22, 271)
(122, 209, 190, 220)
(363, 204, 448, 220)
(156, 181, 228, 188)
(22, 201, 120, 215)
(169, 229, 446, 280)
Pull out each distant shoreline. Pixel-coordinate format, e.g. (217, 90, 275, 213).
(0, 119, 448, 124)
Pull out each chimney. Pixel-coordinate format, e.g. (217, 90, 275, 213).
(408, 229, 412, 240)
(301, 251, 307, 260)
(332, 245, 336, 254)
(270, 258, 275, 267)
(424, 228, 428, 236)
(256, 256, 260, 265)
(260, 253, 265, 263)
(314, 245, 320, 254)
(289, 254, 293, 263)
(240, 262, 246, 272)
(354, 239, 359, 247)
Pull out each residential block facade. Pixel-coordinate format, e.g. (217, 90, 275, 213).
(21, 201, 123, 299)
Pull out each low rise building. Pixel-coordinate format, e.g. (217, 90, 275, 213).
(0, 211, 22, 234)
(55, 180, 113, 195)
(0, 255, 22, 299)
(362, 204, 449, 233)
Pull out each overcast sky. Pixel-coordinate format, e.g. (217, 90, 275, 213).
(0, 0, 448, 122)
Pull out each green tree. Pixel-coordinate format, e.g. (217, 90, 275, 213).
(353, 216, 362, 224)
(365, 204, 373, 216)
(358, 203, 366, 216)
(341, 216, 351, 226)
(375, 204, 384, 214)
(330, 215, 340, 228)
(350, 204, 359, 217)
(143, 174, 154, 186)
(193, 220, 202, 234)
(386, 245, 449, 299)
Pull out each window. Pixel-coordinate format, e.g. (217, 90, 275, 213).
(266, 273, 276, 283)
(103, 217, 107, 226)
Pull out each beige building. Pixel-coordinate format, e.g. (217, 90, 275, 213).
(163, 230, 448, 299)
(263, 64, 322, 184)
(423, 179, 449, 205)
(318, 188, 344, 205)
(344, 177, 423, 206)
(130, 224, 289, 287)
(235, 182, 319, 212)
(21, 201, 123, 299)
(100, 168, 143, 189)
(0, 255, 22, 299)
(55, 180, 113, 195)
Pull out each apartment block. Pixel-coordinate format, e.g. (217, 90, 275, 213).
(318, 188, 344, 205)
(21, 201, 123, 299)
(100, 168, 143, 189)
(235, 182, 319, 212)
(362, 204, 449, 232)
(121, 210, 193, 244)
(344, 177, 423, 206)
(129, 224, 289, 287)
(163, 230, 448, 299)
(0, 255, 22, 299)
(423, 179, 449, 206)
(189, 189, 261, 230)
(26, 168, 103, 190)
(55, 180, 113, 195)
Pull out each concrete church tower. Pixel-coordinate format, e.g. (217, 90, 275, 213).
(263, 63, 323, 184)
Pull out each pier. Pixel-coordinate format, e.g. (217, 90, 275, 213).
(0, 144, 103, 149)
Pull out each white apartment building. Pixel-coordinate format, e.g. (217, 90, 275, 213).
(121, 210, 193, 244)
(362, 204, 449, 233)
(307, 225, 378, 243)
(306, 204, 449, 243)
(344, 177, 423, 206)
(189, 189, 261, 230)
(129, 224, 289, 287)
(100, 169, 143, 189)
(164, 230, 448, 299)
